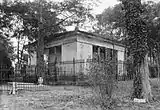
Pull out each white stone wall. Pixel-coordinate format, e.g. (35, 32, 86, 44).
(77, 35, 125, 52)
(61, 42, 77, 75)
(77, 35, 126, 75)
(77, 42, 92, 60)
(28, 51, 37, 65)
(118, 51, 125, 61)
(62, 42, 77, 61)
(76, 42, 92, 74)
(118, 51, 125, 75)
(28, 49, 49, 65)
(44, 49, 49, 64)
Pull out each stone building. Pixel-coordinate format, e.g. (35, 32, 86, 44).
(27, 29, 126, 75)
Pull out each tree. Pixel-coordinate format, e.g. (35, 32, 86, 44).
(145, 1, 160, 78)
(120, 0, 153, 101)
(93, 3, 125, 40)
(0, 1, 15, 64)
(94, 0, 160, 101)
(0, 0, 95, 82)
(0, 35, 13, 64)
(26, 0, 94, 81)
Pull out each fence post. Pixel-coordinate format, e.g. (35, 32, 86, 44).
(73, 58, 76, 83)
(54, 58, 58, 83)
(12, 82, 16, 94)
(0, 65, 2, 84)
(73, 58, 75, 75)
(12, 64, 19, 95)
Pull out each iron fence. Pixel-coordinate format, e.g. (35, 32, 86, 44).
(44, 59, 133, 85)
(0, 65, 49, 92)
(0, 59, 134, 92)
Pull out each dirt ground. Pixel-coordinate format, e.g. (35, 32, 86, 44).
(1, 79, 160, 110)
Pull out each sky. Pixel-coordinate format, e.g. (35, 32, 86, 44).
(93, 0, 159, 14)
(92, 0, 120, 14)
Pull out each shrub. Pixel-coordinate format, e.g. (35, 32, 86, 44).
(23, 74, 38, 83)
(149, 65, 158, 78)
(125, 59, 134, 80)
(76, 72, 90, 86)
(87, 59, 117, 109)
(45, 75, 57, 85)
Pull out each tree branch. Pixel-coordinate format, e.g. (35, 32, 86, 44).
(41, 13, 76, 31)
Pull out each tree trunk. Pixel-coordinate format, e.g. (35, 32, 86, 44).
(17, 36, 20, 64)
(140, 53, 153, 102)
(36, 0, 45, 83)
(133, 65, 143, 99)
(157, 45, 160, 80)
(156, 50, 160, 91)
(36, 33, 44, 78)
(132, 54, 153, 101)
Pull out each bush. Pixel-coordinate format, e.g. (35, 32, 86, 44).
(45, 74, 78, 85)
(125, 59, 134, 80)
(76, 72, 90, 86)
(15, 76, 23, 82)
(87, 59, 117, 109)
(45, 75, 57, 85)
(23, 74, 38, 83)
(149, 65, 158, 78)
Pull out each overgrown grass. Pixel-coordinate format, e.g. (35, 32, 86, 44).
(1, 79, 160, 110)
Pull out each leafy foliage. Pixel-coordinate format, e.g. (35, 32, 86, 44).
(93, 3, 125, 40)
(87, 56, 117, 109)
(0, 0, 95, 47)
(0, 2, 15, 63)
(120, 0, 156, 99)
(0, 0, 95, 79)
(121, 0, 148, 63)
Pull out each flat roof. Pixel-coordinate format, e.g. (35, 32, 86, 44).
(24, 29, 125, 48)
